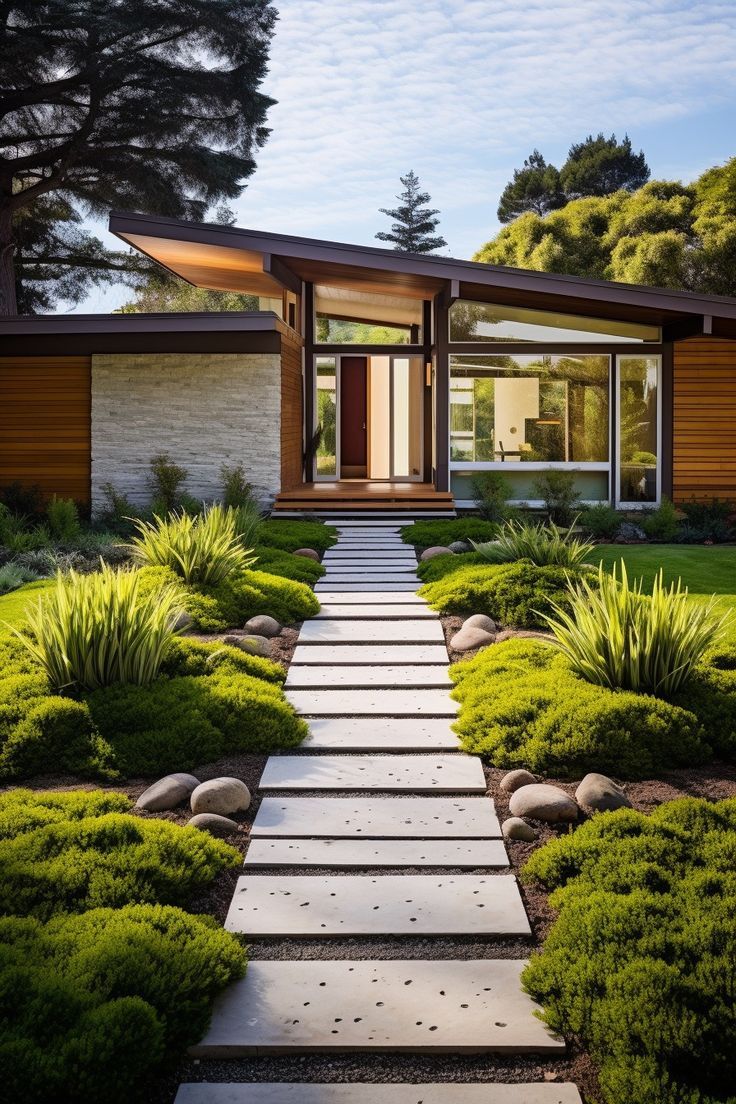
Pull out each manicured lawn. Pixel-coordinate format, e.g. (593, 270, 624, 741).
(0, 579, 54, 635)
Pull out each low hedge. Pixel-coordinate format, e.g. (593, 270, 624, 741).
(0, 634, 307, 780)
(522, 798, 736, 1104)
(254, 544, 324, 585)
(1, 904, 245, 1103)
(450, 637, 736, 778)
(420, 559, 589, 629)
(400, 518, 498, 548)
(258, 518, 337, 553)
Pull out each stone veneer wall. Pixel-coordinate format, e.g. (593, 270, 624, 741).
(91, 352, 281, 510)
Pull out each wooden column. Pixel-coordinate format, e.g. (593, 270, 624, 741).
(433, 289, 450, 492)
(303, 282, 315, 482)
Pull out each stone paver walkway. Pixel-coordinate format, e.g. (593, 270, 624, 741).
(182, 523, 581, 1102)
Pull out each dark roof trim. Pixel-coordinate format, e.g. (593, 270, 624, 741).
(0, 311, 287, 337)
(109, 210, 736, 322)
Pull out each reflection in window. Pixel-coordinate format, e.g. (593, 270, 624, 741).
(314, 285, 422, 344)
(619, 356, 659, 502)
(315, 356, 337, 478)
(449, 354, 609, 463)
(449, 300, 660, 343)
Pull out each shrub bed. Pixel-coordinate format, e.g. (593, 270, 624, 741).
(258, 518, 337, 553)
(400, 518, 498, 548)
(522, 798, 736, 1104)
(450, 637, 736, 778)
(254, 544, 324, 585)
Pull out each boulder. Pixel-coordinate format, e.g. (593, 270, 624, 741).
(575, 772, 632, 812)
(420, 545, 453, 561)
(135, 772, 200, 812)
(450, 625, 494, 652)
(172, 610, 193, 632)
(502, 817, 538, 842)
(499, 768, 537, 794)
(244, 614, 282, 637)
(224, 633, 271, 657)
(190, 777, 251, 816)
(189, 812, 240, 838)
(509, 783, 578, 823)
(615, 521, 646, 542)
(293, 548, 320, 561)
(463, 613, 497, 633)
(448, 540, 470, 553)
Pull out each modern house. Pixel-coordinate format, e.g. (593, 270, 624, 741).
(2, 210, 736, 516)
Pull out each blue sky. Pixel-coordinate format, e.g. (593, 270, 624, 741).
(87, 0, 736, 311)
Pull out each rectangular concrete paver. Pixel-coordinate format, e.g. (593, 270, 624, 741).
(316, 582, 420, 592)
(175, 1084, 583, 1103)
(314, 605, 436, 620)
(243, 838, 508, 868)
(285, 665, 451, 689)
(225, 874, 531, 936)
(298, 620, 443, 643)
(321, 576, 420, 585)
(323, 563, 418, 572)
(189, 959, 565, 1055)
(292, 645, 449, 665)
(251, 797, 501, 838)
(310, 592, 425, 604)
(324, 550, 416, 559)
(259, 753, 484, 791)
(304, 717, 461, 750)
(286, 689, 458, 716)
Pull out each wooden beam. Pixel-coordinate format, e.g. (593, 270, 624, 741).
(434, 289, 450, 492)
(263, 253, 302, 295)
(437, 279, 460, 313)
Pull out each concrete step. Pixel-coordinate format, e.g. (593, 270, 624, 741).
(259, 753, 484, 791)
(292, 645, 448, 665)
(286, 689, 458, 716)
(298, 620, 442, 644)
(303, 717, 460, 751)
(251, 796, 501, 839)
(175, 1084, 582, 1103)
(285, 666, 451, 690)
(243, 837, 508, 868)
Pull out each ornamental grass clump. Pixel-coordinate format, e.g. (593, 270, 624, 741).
(128, 504, 255, 585)
(471, 517, 595, 568)
(10, 564, 183, 692)
(543, 560, 730, 697)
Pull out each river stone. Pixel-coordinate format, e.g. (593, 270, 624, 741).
(189, 812, 240, 838)
(463, 613, 498, 633)
(293, 548, 320, 561)
(502, 817, 538, 842)
(245, 614, 282, 637)
(420, 545, 453, 561)
(448, 540, 471, 553)
(450, 625, 495, 652)
(499, 769, 537, 794)
(509, 783, 578, 823)
(224, 633, 271, 657)
(191, 777, 251, 816)
(135, 772, 200, 812)
(575, 772, 632, 812)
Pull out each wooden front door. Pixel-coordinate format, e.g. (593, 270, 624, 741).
(339, 356, 367, 477)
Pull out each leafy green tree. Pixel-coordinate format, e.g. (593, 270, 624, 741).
(559, 133, 650, 198)
(497, 150, 565, 223)
(376, 170, 447, 253)
(0, 0, 276, 315)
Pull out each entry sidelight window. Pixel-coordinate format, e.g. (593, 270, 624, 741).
(315, 356, 337, 478)
(618, 355, 660, 503)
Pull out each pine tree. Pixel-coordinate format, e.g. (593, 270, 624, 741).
(559, 133, 650, 199)
(376, 171, 447, 253)
(0, 1, 276, 315)
(497, 150, 566, 223)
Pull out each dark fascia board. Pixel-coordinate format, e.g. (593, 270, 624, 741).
(0, 311, 286, 337)
(109, 209, 736, 324)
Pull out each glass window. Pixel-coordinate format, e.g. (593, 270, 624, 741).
(618, 355, 660, 503)
(449, 300, 660, 343)
(315, 356, 337, 478)
(450, 354, 609, 463)
(315, 285, 422, 344)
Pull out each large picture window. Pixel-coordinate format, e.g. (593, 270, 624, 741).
(618, 355, 660, 503)
(449, 300, 661, 343)
(450, 354, 609, 464)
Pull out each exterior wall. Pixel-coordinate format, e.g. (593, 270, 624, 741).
(280, 333, 303, 490)
(0, 356, 91, 503)
(673, 336, 736, 501)
(91, 352, 281, 510)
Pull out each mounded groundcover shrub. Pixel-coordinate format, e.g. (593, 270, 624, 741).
(450, 637, 736, 778)
(254, 544, 324, 585)
(420, 558, 590, 629)
(400, 518, 498, 548)
(258, 518, 337, 553)
(1, 905, 245, 1104)
(0, 634, 307, 780)
(522, 798, 736, 1104)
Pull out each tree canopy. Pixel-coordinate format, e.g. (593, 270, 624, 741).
(497, 150, 565, 223)
(0, 0, 276, 314)
(478, 159, 736, 296)
(376, 170, 447, 253)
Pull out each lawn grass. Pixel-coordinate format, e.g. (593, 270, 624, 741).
(0, 579, 54, 636)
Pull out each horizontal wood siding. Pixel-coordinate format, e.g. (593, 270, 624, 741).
(280, 333, 303, 491)
(673, 336, 736, 501)
(0, 356, 91, 503)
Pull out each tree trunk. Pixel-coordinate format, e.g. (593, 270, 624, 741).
(0, 208, 18, 315)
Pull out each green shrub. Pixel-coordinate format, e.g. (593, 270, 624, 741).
(400, 518, 498, 548)
(578, 502, 622, 539)
(11, 565, 184, 691)
(258, 518, 337, 553)
(677, 498, 735, 543)
(543, 561, 729, 697)
(147, 452, 189, 513)
(0, 562, 39, 595)
(0, 788, 130, 839)
(470, 472, 515, 524)
(254, 544, 324, 585)
(421, 560, 588, 628)
(472, 518, 595, 568)
(46, 496, 82, 543)
(232, 500, 263, 547)
(641, 495, 680, 541)
(450, 637, 714, 778)
(96, 483, 139, 536)
(532, 469, 581, 525)
(129, 505, 255, 586)
(522, 798, 736, 1104)
(416, 550, 484, 583)
(220, 461, 257, 508)
(0, 904, 245, 1104)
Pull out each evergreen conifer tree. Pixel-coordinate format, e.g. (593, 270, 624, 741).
(376, 171, 447, 253)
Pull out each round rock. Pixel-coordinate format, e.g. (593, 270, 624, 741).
(463, 613, 497, 633)
(448, 540, 471, 553)
(293, 548, 320, 561)
(509, 783, 578, 823)
(420, 545, 453, 561)
(190, 777, 251, 816)
(224, 633, 271, 657)
(450, 625, 494, 652)
(189, 812, 239, 838)
(575, 772, 632, 812)
(499, 768, 537, 794)
(502, 817, 538, 842)
(135, 772, 200, 812)
(244, 614, 282, 637)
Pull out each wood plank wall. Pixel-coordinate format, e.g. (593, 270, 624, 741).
(0, 356, 91, 504)
(673, 336, 736, 501)
(280, 333, 303, 491)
